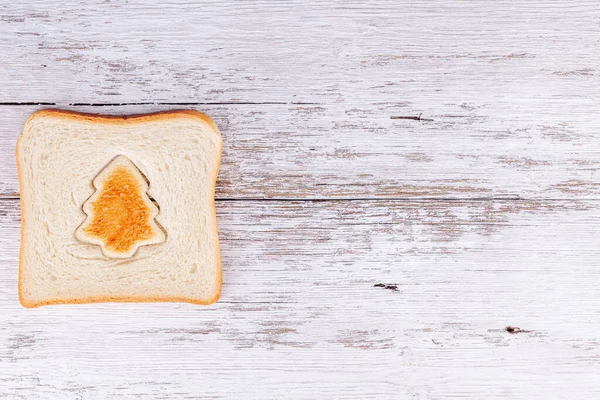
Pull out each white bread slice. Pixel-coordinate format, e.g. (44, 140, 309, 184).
(16, 110, 222, 307)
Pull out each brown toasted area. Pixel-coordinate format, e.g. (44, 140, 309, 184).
(84, 166, 155, 254)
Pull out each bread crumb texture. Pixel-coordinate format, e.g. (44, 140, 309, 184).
(18, 109, 222, 307)
(76, 155, 166, 258)
(85, 166, 155, 253)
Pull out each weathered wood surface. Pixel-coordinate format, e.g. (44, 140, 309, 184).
(1, 199, 600, 399)
(1, 1, 600, 199)
(1, 0, 599, 105)
(3, 103, 600, 199)
(2, 0, 600, 398)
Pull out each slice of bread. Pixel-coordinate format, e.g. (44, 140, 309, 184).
(16, 110, 223, 307)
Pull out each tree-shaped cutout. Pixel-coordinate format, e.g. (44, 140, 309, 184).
(75, 155, 166, 258)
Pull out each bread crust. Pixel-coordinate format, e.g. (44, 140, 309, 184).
(17, 109, 223, 308)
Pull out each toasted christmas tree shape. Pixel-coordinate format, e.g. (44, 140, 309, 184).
(75, 155, 166, 258)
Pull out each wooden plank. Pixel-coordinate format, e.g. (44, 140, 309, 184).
(1, 198, 599, 398)
(2, 104, 600, 199)
(2, 1, 600, 398)
(1, 1, 599, 105)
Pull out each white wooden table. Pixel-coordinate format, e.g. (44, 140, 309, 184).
(1, 1, 600, 398)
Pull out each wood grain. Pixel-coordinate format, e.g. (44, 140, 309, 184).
(2, 0, 600, 200)
(2, 0, 600, 199)
(1, 0, 599, 104)
(1, 199, 600, 399)
(3, 103, 600, 199)
(2, 0, 600, 398)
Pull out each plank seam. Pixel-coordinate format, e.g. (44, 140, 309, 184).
(0, 102, 321, 106)
(0, 196, 596, 202)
